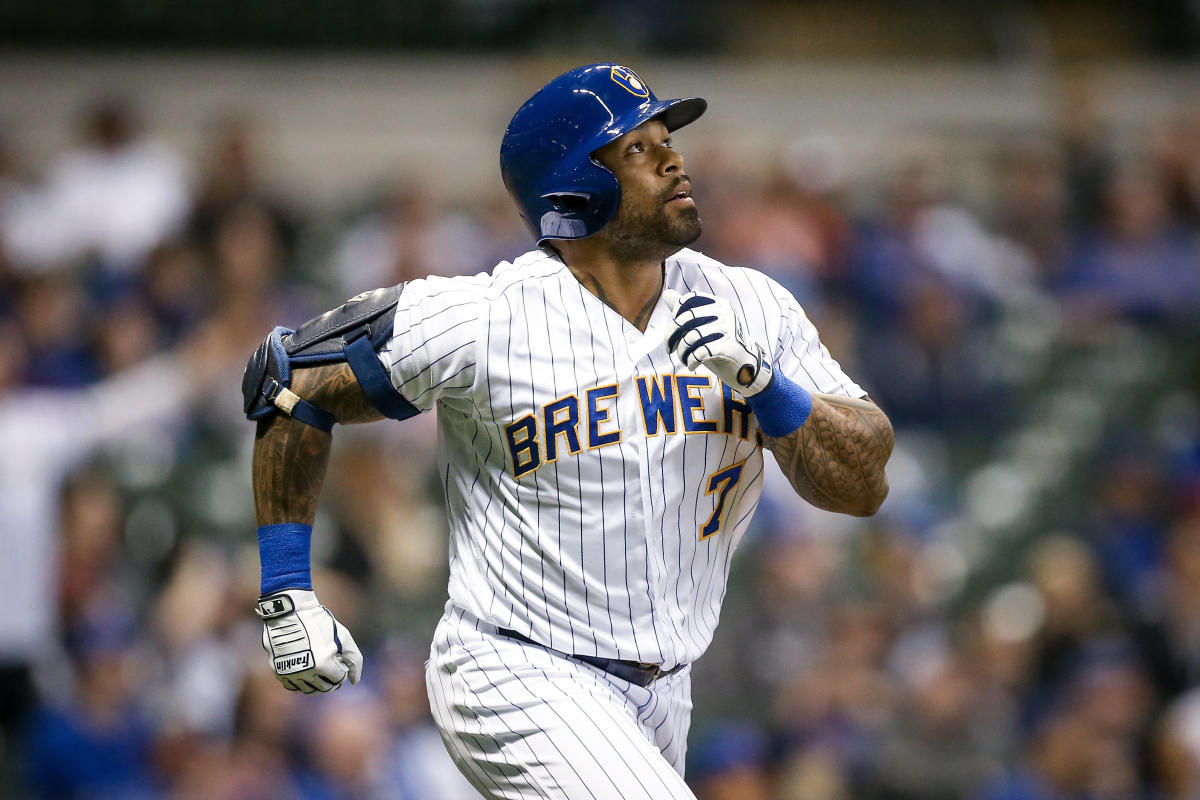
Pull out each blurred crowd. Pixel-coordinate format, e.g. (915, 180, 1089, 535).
(0, 77, 1199, 800)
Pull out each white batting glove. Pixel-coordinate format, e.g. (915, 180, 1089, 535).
(256, 589, 363, 693)
(663, 289, 774, 397)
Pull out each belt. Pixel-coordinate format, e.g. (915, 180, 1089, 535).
(497, 628, 684, 688)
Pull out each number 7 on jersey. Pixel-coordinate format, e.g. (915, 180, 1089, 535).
(699, 461, 746, 540)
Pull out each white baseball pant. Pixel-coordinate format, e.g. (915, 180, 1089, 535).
(426, 605, 697, 799)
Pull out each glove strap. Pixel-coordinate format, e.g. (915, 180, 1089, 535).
(258, 523, 313, 595)
(746, 372, 813, 437)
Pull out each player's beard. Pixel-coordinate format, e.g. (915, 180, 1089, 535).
(602, 191, 702, 263)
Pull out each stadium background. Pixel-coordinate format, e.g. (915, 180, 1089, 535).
(2, 2, 1200, 797)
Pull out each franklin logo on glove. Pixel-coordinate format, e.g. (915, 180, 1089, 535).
(274, 652, 314, 673)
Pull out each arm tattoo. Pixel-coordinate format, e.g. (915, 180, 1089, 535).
(253, 362, 384, 525)
(292, 361, 386, 425)
(763, 393, 894, 517)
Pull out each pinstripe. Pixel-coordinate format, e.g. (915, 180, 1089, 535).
(397, 338, 473, 387)
(595, 300, 649, 660)
(574, 277, 621, 653)
(453, 613, 572, 800)
(490, 623, 693, 797)
(448, 628, 560, 799)
(551, 671, 689, 798)
(519, 281, 553, 641)
(502, 288, 527, 628)
(542, 286, 579, 650)
(389, 315, 476, 368)
(704, 456, 767, 628)
(483, 638, 654, 799)
(681, 267, 726, 653)
(642, 342, 686, 654)
(652, 702, 676, 766)
(668, 269, 697, 660)
(446, 608, 566, 800)
(444, 463, 458, 579)
(465, 636, 610, 797)
(479, 299, 504, 619)
(428, 661, 508, 797)
(670, 268, 698, 656)
(407, 362, 473, 403)
(452, 630, 566, 799)
(557, 277, 595, 651)
(428, 620, 527, 798)
(397, 297, 476, 328)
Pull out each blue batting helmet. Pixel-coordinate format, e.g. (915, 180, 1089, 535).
(500, 63, 707, 244)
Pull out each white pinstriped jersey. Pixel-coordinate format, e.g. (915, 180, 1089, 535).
(377, 247, 864, 669)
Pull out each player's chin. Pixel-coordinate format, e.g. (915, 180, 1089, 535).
(667, 208, 703, 246)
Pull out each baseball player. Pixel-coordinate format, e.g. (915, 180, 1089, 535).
(243, 63, 893, 798)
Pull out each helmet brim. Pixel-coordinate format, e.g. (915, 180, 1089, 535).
(655, 97, 707, 133)
(605, 97, 707, 145)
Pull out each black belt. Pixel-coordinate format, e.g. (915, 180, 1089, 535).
(498, 628, 684, 688)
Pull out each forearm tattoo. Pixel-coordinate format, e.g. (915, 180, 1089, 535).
(763, 393, 894, 516)
(253, 362, 383, 525)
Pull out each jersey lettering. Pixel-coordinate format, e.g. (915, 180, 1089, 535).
(676, 376, 719, 433)
(636, 375, 676, 436)
(543, 395, 582, 462)
(505, 415, 541, 477)
(586, 385, 621, 448)
(722, 382, 753, 440)
(511, 374, 759, 477)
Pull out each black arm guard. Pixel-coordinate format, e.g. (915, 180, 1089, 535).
(242, 284, 420, 430)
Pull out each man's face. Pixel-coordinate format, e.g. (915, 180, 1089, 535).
(592, 119, 701, 260)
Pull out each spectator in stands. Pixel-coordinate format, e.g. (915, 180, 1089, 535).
(24, 612, 157, 799)
(687, 722, 773, 800)
(292, 693, 393, 799)
(190, 112, 299, 265)
(1024, 536, 1122, 707)
(1060, 160, 1200, 322)
(0, 96, 189, 278)
(993, 140, 1070, 285)
(1149, 104, 1200, 227)
(871, 651, 1008, 800)
(1086, 448, 1170, 613)
(1156, 688, 1200, 800)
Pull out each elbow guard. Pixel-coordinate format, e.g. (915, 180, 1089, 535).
(241, 284, 420, 430)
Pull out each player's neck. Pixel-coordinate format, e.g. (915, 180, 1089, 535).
(553, 246, 665, 331)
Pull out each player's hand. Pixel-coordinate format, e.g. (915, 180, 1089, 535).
(662, 289, 774, 397)
(256, 589, 363, 693)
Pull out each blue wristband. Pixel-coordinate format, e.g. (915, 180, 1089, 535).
(746, 372, 813, 437)
(258, 523, 313, 595)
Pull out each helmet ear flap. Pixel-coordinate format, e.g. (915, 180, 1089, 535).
(545, 192, 590, 214)
(534, 166, 622, 244)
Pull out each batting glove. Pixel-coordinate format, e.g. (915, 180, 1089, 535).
(663, 289, 774, 397)
(256, 589, 363, 693)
